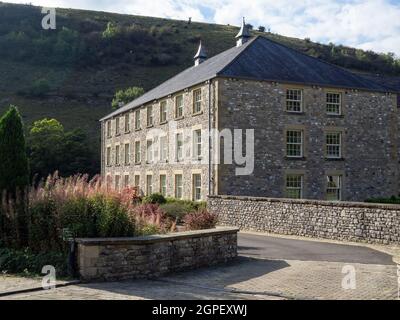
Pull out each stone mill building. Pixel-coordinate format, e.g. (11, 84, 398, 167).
(100, 19, 399, 202)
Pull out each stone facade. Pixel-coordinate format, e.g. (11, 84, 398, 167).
(101, 76, 399, 202)
(75, 227, 238, 281)
(217, 78, 399, 201)
(102, 82, 216, 200)
(209, 195, 400, 245)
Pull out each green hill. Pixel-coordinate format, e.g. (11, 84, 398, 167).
(0, 2, 399, 173)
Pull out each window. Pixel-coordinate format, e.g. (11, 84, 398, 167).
(193, 89, 202, 114)
(134, 175, 140, 188)
(124, 114, 130, 133)
(175, 95, 183, 118)
(134, 141, 141, 164)
(147, 105, 153, 127)
(286, 89, 303, 112)
(124, 143, 130, 165)
(106, 175, 112, 190)
(286, 130, 303, 157)
(106, 146, 111, 166)
(115, 175, 120, 190)
(192, 174, 201, 201)
(115, 145, 120, 165)
(175, 174, 183, 199)
(285, 174, 303, 199)
(124, 174, 129, 188)
(193, 129, 202, 159)
(146, 139, 153, 163)
(160, 101, 167, 123)
(106, 121, 112, 138)
(146, 175, 153, 195)
(115, 117, 120, 135)
(160, 174, 167, 196)
(176, 133, 183, 161)
(326, 132, 342, 158)
(326, 93, 341, 115)
(135, 109, 141, 130)
(160, 136, 168, 162)
(327, 175, 342, 201)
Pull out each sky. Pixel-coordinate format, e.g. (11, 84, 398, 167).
(6, 0, 400, 56)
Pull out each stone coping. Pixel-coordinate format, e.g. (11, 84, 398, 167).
(75, 227, 239, 245)
(208, 195, 400, 210)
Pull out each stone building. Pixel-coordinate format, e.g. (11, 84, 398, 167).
(100, 19, 399, 202)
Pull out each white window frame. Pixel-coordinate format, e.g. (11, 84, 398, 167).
(326, 132, 342, 159)
(286, 89, 303, 113)
(192, 174, 201, 201)
(124, 143, 130, 165)
(326, 92, 342, 115)
(106, 146, 111, 166)
(193, 89, 202, 114)
(175, 174, 183, 199)
(326, 175, 342, 201)
(175, 95, 183, 118)
(159, 174, 167, 196)
(146, 175, 153, 195)
(285, 174, 303, 199)
(147, 105, 153, 127)
(124, 174, 129, 188)
(160, 101, 167, 123)
(146, 139, 154, 163)
(115, 144, 120, 166)
(193, 129, 202, 159)
(115, 117, 120, 135)
(124, 113, 130, 133)
(286, 130, 303, 158)
(160, 136, 168, 162)
(106, 121, 112, 138)
(135, 109, 141, 130)
(134, 141, 141, 164)
(115, 174, 121, 191)
(176, 133, 183, 161)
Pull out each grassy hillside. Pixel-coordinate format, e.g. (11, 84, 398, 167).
(0, 2, 399, 173)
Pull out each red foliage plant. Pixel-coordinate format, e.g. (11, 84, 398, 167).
(183, 209, 218, 231)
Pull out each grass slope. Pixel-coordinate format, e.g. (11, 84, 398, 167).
(0, 2, 399, 172)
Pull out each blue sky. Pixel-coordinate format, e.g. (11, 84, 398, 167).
(6, 0, 400, 56)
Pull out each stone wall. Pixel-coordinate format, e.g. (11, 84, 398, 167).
(75, 227, 238, 281)
(209, 195, 400, 245)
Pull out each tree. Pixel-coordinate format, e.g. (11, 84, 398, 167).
(27, 118, 98, 179)
(111, 86, 145, 109)
(258, 26, 266, 32)
(0, 105, 30, 195)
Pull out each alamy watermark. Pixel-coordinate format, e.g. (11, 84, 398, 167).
(41, 7, 56, 30)
(141, 120, 254, 176)
(41, 265, 56, 290)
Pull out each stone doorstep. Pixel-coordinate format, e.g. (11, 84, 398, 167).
(75, 227, 239, 246)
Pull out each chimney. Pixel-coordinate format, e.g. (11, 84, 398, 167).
(194, 41, 207, 66)
(235, 17, 251, 47)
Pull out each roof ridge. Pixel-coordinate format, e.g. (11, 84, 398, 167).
(254, 35, 392, 91)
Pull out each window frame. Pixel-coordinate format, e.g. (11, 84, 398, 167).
(134, 140, 141, 164)
(175, 94, 184, 119)
(115, 144, 120, 166)
(176, 133, 183, 161)
(106, 146, 111, 166)
(124, 143, 130, 165)
(192, 173, 201, 201)
(160, 101, 167, 123)
(146, 174, 153, 196)
(159, 174, 167, 196)
(286, 89, 303, 113)
(115, 117, 121, 135)
(286, 130, 303, 158)
(326, 175, 342, 201)
(106, 121, 112, 138)
(115, 174, 121, 191)
(193, 129, 202, 159)
(146, 139, 154, 163)
(192, 88, 202, 114)
(160, 136, 168, 162)
(124, 174, 130, 188)
(326, 92, 342, 115)
(285, 174, 303, 199)
(174, 174, 183, 199)
(124, 113, 130, 133)
(325, 131, 342, 159)
(135, 109, 141, 130)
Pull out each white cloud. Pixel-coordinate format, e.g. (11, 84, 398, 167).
(6, 0, 400, 56)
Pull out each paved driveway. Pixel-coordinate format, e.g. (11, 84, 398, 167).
(1, 232, 398, 300)
(238, 233, 395, 265)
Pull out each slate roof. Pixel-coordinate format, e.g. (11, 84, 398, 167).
(101, 36, 394, 121)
